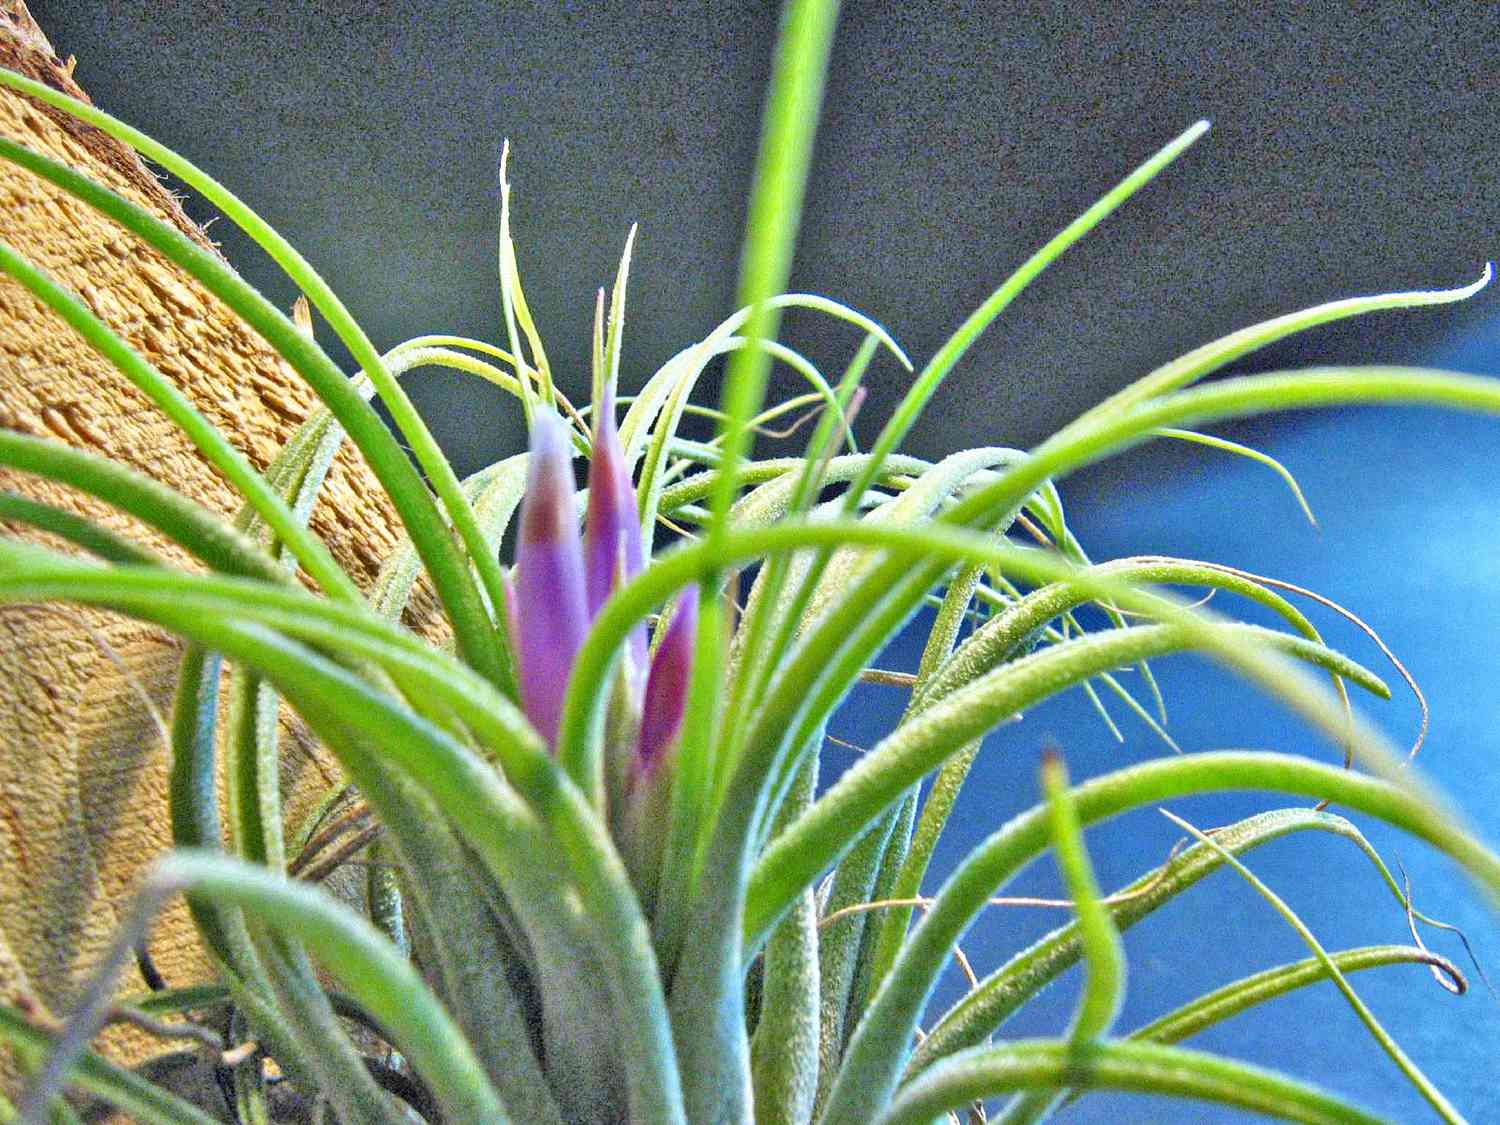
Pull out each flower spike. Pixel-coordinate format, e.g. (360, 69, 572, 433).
(513, 410, 588, 747)
(585, 385, 648, 676)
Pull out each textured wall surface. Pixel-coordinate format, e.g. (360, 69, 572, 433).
(0, 0, 430, 1087)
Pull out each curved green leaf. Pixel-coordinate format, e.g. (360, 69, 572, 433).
(1161, 809, 1462, 1122)
(0, 490, 157, 566)
(0, 241, 356, 603)
(911, 807, 1429, 1073)
(0, 430, 280, 582)
(846, 120, 1211, 518)
(0, 1004, 216, 1125)
(15, 853, 509, 1124)
(816, 754, 1499, 1125)
(872, 1038, 1387, 1125)
(0, 548, 685, 1125)
(988, 755, 1126, 1125)
(0, 130, 507, 685)
(1128, 944, 1465, 1047)
(749, 619, 1389, 948)
(1081, 266, 1491, 421)
(1153, 427, 1318, 527)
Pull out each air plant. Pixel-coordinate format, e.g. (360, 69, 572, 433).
(1, 1, 1499, 1122)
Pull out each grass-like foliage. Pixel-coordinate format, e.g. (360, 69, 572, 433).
(1, 1, 1498, 1121)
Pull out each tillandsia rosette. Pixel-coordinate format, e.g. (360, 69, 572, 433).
(0, 1, 1498, 1123)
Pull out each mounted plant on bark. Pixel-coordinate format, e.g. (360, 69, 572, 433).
(1, 1, 1498, 1122)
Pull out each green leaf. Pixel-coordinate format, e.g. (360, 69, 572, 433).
(846, 120, 1212, 513)
(619, 293, 905, 470)
(0, 430, 280, 583)
(716, 336, 878, 854)
(0, 491, 157, 566)
(497, 144, 554, 417)
(749, 753, 823, 1125)
(0, 129, 507, 684)
(706, 0, 844, 538)
(1127, 944, 1465, 1047)
(0, 546, 685, 1125)
(0, 1004, 217, 1125)
(838, 559, 985, 1049)
(1154, 427, 1319, 527)
(351, 762, 565, 1125)
(947, 367, 1500, 540)
(1042, 756, 1124, 1045)
(666, 0, 845, 1113)
(911, 807, 1463, 1075)
(16, 853, 509, 1125)
(1, 67, 523, 678)
(1080, 266, 1491, 421)
(749, 619, 1390, 948)
(636, 335, 847, 558)
(0, 237, 356, 601)
(817, 753, 1499, 1125)
(991, 754, 1125, 1125)
(1161, 809, 1463, 1123)
(604, 224, 638, 410)
(871, 1039, 1388, 1125)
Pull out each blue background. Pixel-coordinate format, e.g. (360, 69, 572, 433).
(825, 315, 1500, 1120)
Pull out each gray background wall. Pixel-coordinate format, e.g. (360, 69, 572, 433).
(28, 1, 1500, 472)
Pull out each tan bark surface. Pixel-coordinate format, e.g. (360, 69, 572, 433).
(0, 0, 441, 1093)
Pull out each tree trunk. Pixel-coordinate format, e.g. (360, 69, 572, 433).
(0, 0, 437, 1091)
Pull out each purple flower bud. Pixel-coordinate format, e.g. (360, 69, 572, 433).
(584, 388, 648, 679)
(635, 585, 699, 779)
(513, 411, 589, 748)
(500, 565, 520, 663)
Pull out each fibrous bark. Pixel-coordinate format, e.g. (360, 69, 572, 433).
(0, 0, 439, 1091)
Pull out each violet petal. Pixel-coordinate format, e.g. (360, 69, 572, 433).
(585, 387, 648, 676)
(636, 585, 699, 779)
(514, 411, 589, 748)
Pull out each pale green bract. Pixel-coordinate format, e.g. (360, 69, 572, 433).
(0, 1, 1497, 1121)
